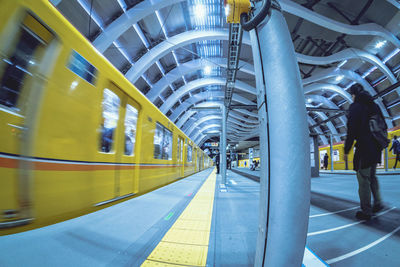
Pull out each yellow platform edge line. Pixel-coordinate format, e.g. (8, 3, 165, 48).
(141, 169, 217, 267)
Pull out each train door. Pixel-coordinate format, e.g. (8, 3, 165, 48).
(0, 13, 56, 226)
(117, 96, 139, 196)
(98, 83, 138, 203)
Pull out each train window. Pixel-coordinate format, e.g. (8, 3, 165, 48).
(100, 89, 120, 153)
(187, 145, 193, 162)
(67, 50, 97, 84)
(177, 137, 184, 161)
(124, 104, 138, 156)
(0, 13, 54, 109)
(153, 123, 172, 160)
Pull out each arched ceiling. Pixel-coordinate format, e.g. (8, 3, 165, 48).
(53, 0, 400, 148)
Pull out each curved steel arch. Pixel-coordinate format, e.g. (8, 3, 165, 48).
(169, 92, 257, 123)
(160, 77, 256, 113)
(178, 108, 258, 130)
(280, 0, 400, 49)
(191, 124, 221, 141)
(386, 0, 400, 9)
(186, 115, 222, 137)
(125, 29, 251, 83)
(308, 116, 328, 144)
(147, 58, 254, 102)
(170, 96, 224, 122)
(306, 94, 347, 127)
(303, 67, 393, 128)
(297, 48, 397, 84)
(312, 111, 341, 143)
(182, 111, 221, 132)
(184, 113, 257, 138)
(229, 110, 259, 124)
(93, 0, 186, 52)
(304, 83, 353, 103)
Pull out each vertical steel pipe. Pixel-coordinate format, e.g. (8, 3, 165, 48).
(250, 2, 310, 266)
(221, 105, 227, 184)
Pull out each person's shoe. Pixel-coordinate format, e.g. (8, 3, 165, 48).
(355, 211, 371, 220)
(372, 204, 385, 213)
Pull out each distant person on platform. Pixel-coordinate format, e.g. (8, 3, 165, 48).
(215, 150, 220, 174)
(323, 153, 329, 170)
(389, 135, 400, 169)
(344, 83, 385, 220)
(226, 157, 231, 170)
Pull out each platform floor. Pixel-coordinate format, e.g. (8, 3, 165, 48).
(1, 168, 399, 266)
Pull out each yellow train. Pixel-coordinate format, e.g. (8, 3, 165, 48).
(318, 127, 400, 170)
(0, 0, 212, 235)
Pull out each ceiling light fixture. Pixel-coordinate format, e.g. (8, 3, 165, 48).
(225, 5, 230, 17)
(204, 65, 212, 75)
(335, 75, 344, 82)
(337, 60, 347, 68)
(375, 40, 387, 49)
(195, 4, 206, 19)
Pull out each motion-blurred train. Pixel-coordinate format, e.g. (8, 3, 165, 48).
(0, 0, 212, 235)
(318, 127, 400, 170)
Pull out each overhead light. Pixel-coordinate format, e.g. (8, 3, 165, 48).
(224, 5, 230, 17)
(204, 65, 212, 75)
(307, 98, 312, 103)
(337, 60, 347, 68)
(335, 75, 344, 82)
(375, 40, 387, 49)
(195, 5, 206, 19)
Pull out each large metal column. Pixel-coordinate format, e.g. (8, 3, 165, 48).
(221, 105, 227, 184)
(250, 2, 310, 266)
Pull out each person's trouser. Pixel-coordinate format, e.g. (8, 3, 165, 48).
(356, 164, 382, 215)
(394, 154, 400, 168)
(216, 164, 220, 174)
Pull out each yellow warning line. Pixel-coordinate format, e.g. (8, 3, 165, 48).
(141, 169, 217, 267)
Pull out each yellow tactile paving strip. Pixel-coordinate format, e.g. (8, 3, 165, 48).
(141, 169, 216, 267)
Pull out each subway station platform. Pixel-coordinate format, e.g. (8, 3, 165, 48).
(1, 168, 400, 266)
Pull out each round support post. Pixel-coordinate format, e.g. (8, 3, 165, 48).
(249, 2, 310, 266)
(221, 105, 227, 184)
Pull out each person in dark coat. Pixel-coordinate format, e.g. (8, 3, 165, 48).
(389, 135, 400, 169)
(215, 149, 220, 174)
(323, 153, 329, 170)
(344, 83, 385, 220)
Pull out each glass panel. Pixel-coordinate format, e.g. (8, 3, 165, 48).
(177, 137, 183, 162)
(180, 139, 184, 161)
(0, 28, 41, 108)
(67, 50, 97, 84)
(177, 137, 181, 161)
(153, 123, 172, 160)
(153, 123, 163, 159)
(187, 145, 193, 162)
(124, 104, 138, 156)
(162, 128, 172, 160)
(100, 89, 120, 153)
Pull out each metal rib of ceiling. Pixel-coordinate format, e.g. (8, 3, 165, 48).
(53, 0, 400, 147)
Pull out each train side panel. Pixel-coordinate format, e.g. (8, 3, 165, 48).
(0, 0, 212, 234)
